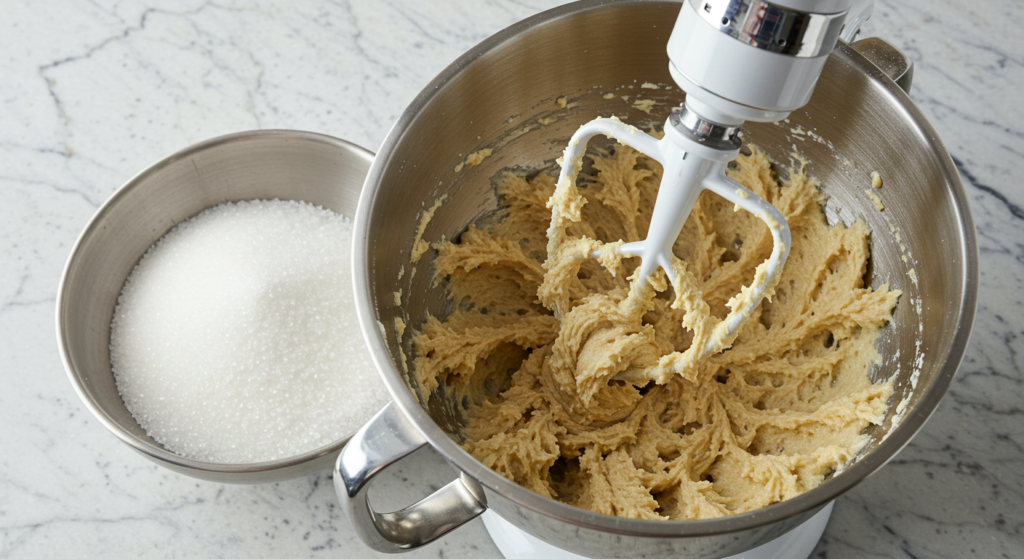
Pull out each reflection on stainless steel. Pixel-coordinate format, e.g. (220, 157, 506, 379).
(335, 402, 486, 552)
(689, 0, 848, 58)
(671, 104, 744, 149)
(57, 130, 374, 484)
(341, 1, 977, 557)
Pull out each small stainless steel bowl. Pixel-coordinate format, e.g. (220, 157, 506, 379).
(57, 130, 375, 483)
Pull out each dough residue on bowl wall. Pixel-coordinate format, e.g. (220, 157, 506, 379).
(411, 195, 448, 263)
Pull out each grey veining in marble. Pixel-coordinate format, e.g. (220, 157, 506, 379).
(1, 0, 1021, 558)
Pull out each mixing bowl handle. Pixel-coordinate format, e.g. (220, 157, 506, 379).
(850, 37, 914, 93)
(335, 401, 487, 552)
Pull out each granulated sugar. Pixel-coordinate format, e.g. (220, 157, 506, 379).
(110, 199, 390, 464)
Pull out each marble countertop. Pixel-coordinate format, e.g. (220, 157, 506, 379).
(2, 0, 1022, 557)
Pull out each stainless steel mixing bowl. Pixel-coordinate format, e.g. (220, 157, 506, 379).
(57, 130, 374, 484)
(336, 1, 977, 557)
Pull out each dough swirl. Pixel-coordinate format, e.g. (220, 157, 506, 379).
(413, 144, 898, 519)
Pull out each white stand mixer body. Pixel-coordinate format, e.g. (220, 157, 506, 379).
(483, 501, 835, 559)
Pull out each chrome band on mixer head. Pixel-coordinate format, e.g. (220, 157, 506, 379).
(688, 0, 847, 58)
(670, 105, 743, 151)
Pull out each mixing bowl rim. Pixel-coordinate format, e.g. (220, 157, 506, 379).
(353, 0, 978, 537)
(56, 128, 376, 476)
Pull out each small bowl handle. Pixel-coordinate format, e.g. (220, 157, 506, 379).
(335, 401, 487, 552)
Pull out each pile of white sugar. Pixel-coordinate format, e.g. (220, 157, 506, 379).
(110, 199, 390, 464)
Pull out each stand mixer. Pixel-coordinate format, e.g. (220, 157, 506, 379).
(328, 0, 945, 557)
(498, 0, 874, 557)
(544, 0, 873, 387)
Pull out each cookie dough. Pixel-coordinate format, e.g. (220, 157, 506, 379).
(413, 144, 899, 520)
